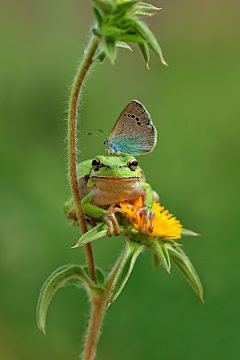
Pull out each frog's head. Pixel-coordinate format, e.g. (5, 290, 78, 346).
(89, 155, 142, 182)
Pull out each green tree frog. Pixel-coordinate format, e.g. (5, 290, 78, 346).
(64, 155, 159, 236)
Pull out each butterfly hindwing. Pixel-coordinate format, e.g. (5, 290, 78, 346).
(107, 100, 157, 155)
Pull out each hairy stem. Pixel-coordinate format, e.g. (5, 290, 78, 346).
(82, 255, 123, 360)
(68, 35, 100, 283)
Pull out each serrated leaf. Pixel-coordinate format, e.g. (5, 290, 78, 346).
(138, 42, 149, 68)
(117, 33, 146, 43)
(181, 228, 200, 237)
(152, 252, 161, 270)
(166, 244, 204, 301)
(72, 223, 108, 248)
(137, 3, 161, 12)
(150, 241, 171, 273)
(37, 265, 104, 334)
(133, 20, 167, 65)
(107, 240, 144, 308)
(93, 7, 103, 26)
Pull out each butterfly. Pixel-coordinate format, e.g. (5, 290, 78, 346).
(88, 100, 157, 157)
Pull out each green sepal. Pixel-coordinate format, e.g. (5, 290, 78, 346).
(93, 41, 132, 63)
(37, 265, 104, 334)
(117, 0, 139, 12)
(152, 251, 161, 270)
(116, 40, 133, 51)
(72, 223, 108, 248)
(102, 26, 126, 38)
(91, 0, 114, 14)
(119, 17, 136, 29)
(137, 3, 161, 12)
(166, 244, 204, 302)
(117, 33, 146, 43)
(181, 228, 200, 237)
(133, 20, 167, 65)
(93, 7, 103, 26)
(107, 239, 144, 308)
(138, 42, 149, 68)
(103, 38, 116, 62)
(150, 241, 171, 273)
(135, 11, 154, 17)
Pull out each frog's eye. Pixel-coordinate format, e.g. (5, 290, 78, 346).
(92, 158, 100, 170)
(129, 159, 138, 171)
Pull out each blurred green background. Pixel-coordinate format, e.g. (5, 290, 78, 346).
(1, 0, 239, 359)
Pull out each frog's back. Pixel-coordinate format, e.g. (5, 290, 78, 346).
(76, 159, 92, 178)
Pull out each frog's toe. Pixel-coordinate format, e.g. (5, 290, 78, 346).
(103, 212, 120, 237)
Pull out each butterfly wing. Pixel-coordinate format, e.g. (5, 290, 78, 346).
(108, 100, 157, 155)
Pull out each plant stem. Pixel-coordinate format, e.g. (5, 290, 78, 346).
(82, 255, 123, 360)
(68, 35, 100, 283)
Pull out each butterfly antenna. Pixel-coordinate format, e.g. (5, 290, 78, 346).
(86, 133, 106, 140)
(99, 129, 108, 139)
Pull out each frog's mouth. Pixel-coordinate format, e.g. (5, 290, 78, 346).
(90, 176, 140, 181)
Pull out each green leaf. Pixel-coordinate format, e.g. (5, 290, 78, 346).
(83, 265, 105, 286)
(116, 41, 133, 51)
(137, 3, 161, 12)
(152, 251, 161, 270)
(166, 244, 204, 302)
(150, 241, 171, 273)
(138, 42, 149, 68)
(93, 7, 103, 26)
(93, 47, 107, 63)
(103, 38, 117, 62)
(107, 240, 144, 308)
(181, 228, 200, 237)
(133, 20, 167, 65)
(37, 265, 104, 334)
(117, 33, 146, 43)
(72, 223, 108, 248)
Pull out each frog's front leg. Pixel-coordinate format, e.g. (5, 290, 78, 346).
(82, 192, 123, 237)
(126, 182, 154, 235)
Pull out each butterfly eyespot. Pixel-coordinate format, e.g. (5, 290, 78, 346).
(124, 113, 127, 116)
(137, 122, 141, 125)
(131, 115, 135, 118)
(92, 158, 100, 170)
(128, 114, 131, 117)
(136, 117, 140, 121)
(129, 159, 138, 171)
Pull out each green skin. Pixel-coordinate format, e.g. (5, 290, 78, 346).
(64, 155, 158, 236)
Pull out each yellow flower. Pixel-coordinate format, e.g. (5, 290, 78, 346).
(120, 196, 182, 240)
